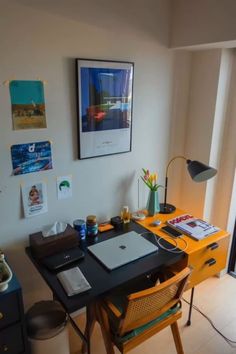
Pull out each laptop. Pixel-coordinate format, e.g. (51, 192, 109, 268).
(87, 231, 158, 270)
(41, 247, 85, 271)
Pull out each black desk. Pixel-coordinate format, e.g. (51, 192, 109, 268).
(26, 221, 184, 353)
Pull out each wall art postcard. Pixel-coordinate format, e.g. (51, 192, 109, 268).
(76, 59, 134, 159)
(22, 181, 48, 218)
(9, 80, 47, 130)
(11, 141, 52, 176)
(56, 175, 72, 200)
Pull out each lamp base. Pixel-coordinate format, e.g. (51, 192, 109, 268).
(159, 203, 176, 214)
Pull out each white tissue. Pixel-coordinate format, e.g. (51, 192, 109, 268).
(42, 222, 67, 238)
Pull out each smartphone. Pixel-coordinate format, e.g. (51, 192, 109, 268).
(161, 225, 182, 238)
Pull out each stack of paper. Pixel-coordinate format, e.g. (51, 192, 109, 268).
(167, 214, 219, 241)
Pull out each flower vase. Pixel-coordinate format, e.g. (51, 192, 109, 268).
(147, 190, 160, 216)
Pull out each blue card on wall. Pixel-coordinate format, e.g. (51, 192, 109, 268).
(11, 141, 53, 175)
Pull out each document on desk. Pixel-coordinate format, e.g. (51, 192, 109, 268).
(167, 214, 219, 240)
(57, 267, 91, 296)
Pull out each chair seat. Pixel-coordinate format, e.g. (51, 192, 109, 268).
(114, 303, 181, 344)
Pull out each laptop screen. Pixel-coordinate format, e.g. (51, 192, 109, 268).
(87, 231, 158, 270)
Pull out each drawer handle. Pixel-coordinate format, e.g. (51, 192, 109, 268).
(207, 242, 219, 250)
(205, 258, 216, 266)
(3, 345, 8, 352)
(0, 312, 3, 320)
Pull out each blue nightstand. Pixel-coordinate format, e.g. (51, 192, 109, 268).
(0, 272, 29, 354)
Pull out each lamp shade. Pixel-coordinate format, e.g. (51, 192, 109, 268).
(187, 160, 217, 182)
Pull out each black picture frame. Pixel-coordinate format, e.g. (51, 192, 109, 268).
(76, 58, 134, 159)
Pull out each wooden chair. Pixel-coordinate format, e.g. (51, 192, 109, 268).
(95, 267, 190, 354)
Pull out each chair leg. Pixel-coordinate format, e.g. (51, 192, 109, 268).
(96, 304, 115, 354)
(171, 321, 184, 354)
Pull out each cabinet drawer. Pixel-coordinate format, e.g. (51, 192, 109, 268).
(0, 293, 20, 330)
(0, 323, 24, 354)
(187, 236, 229, 288)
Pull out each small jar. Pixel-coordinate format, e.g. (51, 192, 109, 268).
(121, 206, 130, 224)
(73, 219, 87, 240)
(86, 215, 98, 237)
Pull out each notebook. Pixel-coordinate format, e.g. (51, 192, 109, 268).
(57, 267, 91, 296)
(87, 231, 158, 270)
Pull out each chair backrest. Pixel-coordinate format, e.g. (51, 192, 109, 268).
(118, 267, 190, 335)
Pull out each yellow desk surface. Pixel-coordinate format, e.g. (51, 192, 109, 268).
(136, 209, 230, 289)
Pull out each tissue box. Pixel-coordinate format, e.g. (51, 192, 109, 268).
(29, 224, 79, 259)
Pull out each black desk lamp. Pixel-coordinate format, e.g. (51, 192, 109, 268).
(159, 156, 217, 214)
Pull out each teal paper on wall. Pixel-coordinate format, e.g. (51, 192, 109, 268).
(9, 80, 47, 130)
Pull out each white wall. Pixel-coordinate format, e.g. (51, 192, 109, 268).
(0, 0, 174, 307)
(168, 48, 236, 230)
(168, 0, 236, 239)
(170, 0, 236, 48)
(211, 51, 236, 228)
(167, 51, 192, 205)
(168, 50, 222, 217)
(204, 49, 234, 224)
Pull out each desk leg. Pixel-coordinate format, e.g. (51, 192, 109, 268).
(69, 315, 89, 350)
(81, 304, 96, 354)
(69, 304, 96, 354)
(187, 287, 194, 326)
(52, 292, 94, 354)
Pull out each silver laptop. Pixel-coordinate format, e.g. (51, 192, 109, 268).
(87, 231, 158, 270)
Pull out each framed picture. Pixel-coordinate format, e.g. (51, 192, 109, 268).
(76, 58, 134, 159)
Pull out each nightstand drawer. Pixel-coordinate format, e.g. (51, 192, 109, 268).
(187, 236, 229, 288)
(0, 293, 20, 330)
(0, 323, 24, 354)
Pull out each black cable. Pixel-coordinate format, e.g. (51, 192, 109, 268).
(182, 297, 236, 347)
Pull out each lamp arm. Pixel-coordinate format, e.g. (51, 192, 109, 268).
(161, 155, 216, 214)
(163, 155, 187, 209)
(165, 155, 187, 177)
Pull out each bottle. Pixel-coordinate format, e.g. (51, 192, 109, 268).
(86, 215, 98, 237)
(121, 206, 130, 224)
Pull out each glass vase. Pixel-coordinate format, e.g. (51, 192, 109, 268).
(147, 190, 160, 216)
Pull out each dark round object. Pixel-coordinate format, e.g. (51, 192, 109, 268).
(26, 301, 68, 340)
(159, 203, 176, 214)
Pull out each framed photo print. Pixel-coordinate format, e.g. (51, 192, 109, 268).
(76, 58, 134, 159)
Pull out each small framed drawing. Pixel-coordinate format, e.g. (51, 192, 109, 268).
(76, 58, 134, 159)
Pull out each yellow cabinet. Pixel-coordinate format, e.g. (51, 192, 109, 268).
(137, 209, 230, 290)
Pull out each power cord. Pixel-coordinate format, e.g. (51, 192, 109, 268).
(182, 297, 236, 346)
(141, 231, 236, 345)
(157, 235, 188, 253)
(140, 231, 188, 253)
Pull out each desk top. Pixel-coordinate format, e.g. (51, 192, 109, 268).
(26, 221, 183, 313)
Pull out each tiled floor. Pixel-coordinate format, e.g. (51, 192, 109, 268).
(69, 274, 236, 354)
